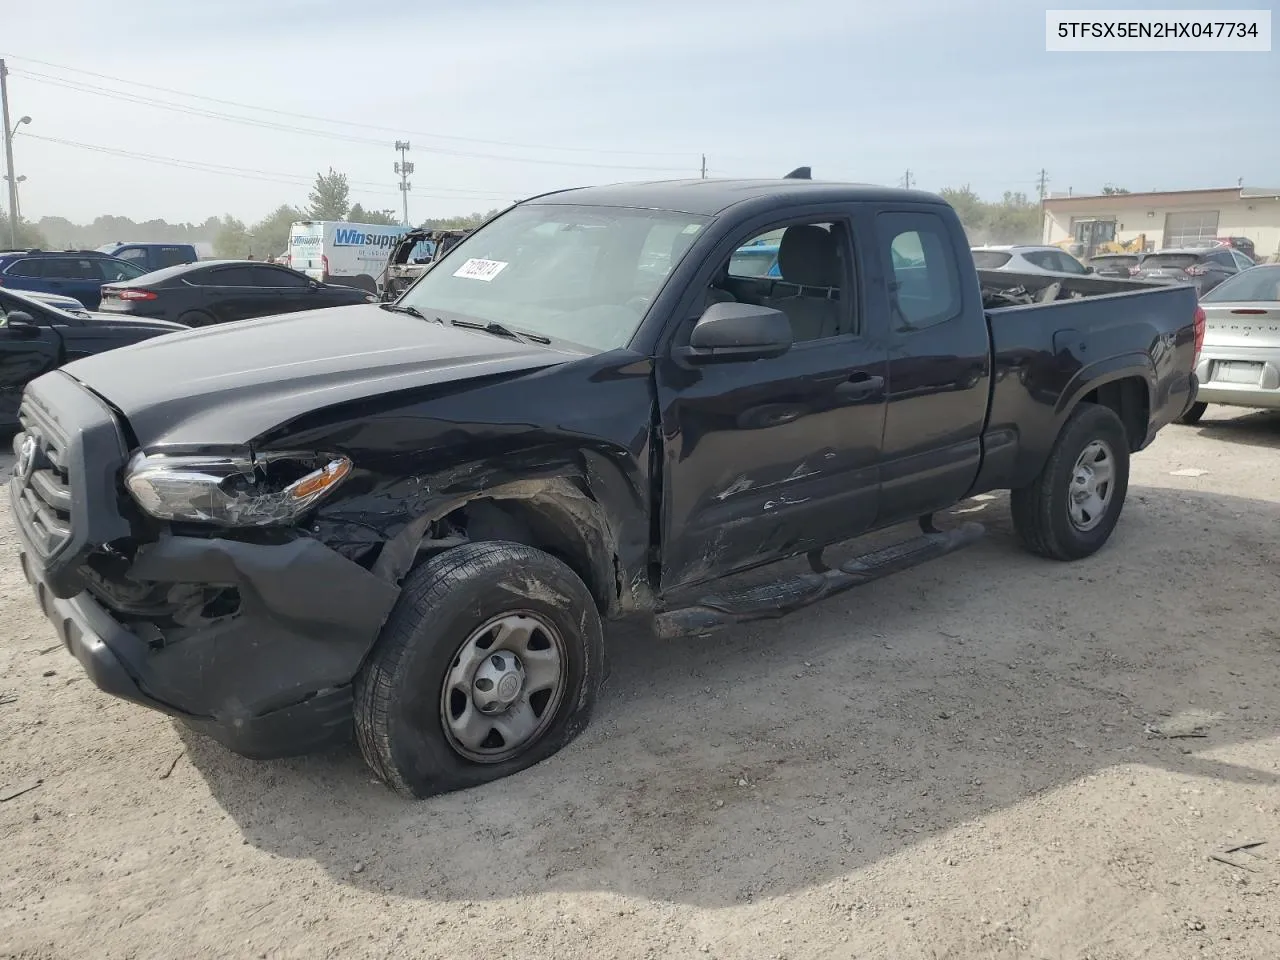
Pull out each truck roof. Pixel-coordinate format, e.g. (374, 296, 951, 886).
(526, 178, 947, 217)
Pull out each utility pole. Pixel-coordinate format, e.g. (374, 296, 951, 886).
(394, 140, 413, 226)
(901, 169, 913, 189)
(1036, 168, 1050, 201)
(700, 154, 707, 179)
(1, 60, 18, 247)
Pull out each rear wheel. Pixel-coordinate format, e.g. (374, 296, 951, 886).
(1011, 404, 1131, 561)
(354, 541, 605, 799)
(350, 274, 376, 295)
(1178, 401, 1207, 425)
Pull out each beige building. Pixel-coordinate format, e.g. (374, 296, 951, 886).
(1041, 186, 1280, 262)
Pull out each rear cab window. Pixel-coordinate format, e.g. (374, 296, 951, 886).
(878, 212, 963, 331)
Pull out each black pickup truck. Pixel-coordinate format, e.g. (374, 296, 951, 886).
(8, 179, 1202, 799)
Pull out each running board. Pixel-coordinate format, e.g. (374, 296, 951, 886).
(653, 521, 986, 639)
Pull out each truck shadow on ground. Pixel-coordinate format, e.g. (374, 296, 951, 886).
(179, 486, 1280, 908)
(1193, 410, 1280, 450)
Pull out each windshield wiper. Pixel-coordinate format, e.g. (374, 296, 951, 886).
(449, 317, 551, 344)
(380, 302, 439, 322)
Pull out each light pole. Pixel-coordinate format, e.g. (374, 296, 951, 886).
(9, 115, 29, 138)
(394, 141, 413, 226)
(3, 174, 26, 220)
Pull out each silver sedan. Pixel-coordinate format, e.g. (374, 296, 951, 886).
(1182, 264, 1280, 422)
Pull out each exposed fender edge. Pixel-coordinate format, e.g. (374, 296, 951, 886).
(370, 475, 644, 615)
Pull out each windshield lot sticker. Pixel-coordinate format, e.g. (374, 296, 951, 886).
(453, 258, 508, 281)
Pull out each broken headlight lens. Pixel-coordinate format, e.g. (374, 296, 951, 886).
(124, 451, 353, 526)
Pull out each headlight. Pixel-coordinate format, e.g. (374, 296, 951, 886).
(124, 451, 353, 526)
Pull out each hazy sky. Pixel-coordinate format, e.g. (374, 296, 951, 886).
(3, 0, 1275, 225)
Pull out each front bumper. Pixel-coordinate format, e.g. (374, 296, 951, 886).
(9, 372, 399, 759)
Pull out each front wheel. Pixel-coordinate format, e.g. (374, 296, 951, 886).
(1010, 404, 1131, 561)
(354, 541, 605, 799)
(1178, 401, 1207, 425)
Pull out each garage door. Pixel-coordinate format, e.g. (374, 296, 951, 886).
(1163, 211, 1220, 247)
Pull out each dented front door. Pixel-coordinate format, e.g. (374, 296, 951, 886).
(655, 334, 887, 592)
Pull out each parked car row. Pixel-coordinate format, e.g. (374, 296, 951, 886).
(98, 259, 375, 326)
(974, 242, 1259, 297)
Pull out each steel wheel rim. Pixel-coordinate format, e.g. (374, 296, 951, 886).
(439, 610, 568, 764)
(1068, 439, 1115, 532)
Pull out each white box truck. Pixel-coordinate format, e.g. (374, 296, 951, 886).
(287, 220, 411, 294)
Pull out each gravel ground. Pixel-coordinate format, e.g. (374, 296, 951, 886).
(1, 407, 1278, 960)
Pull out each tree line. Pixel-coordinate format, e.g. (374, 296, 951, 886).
(5, 172, 1055, 257)
(2, 169, 499, 260)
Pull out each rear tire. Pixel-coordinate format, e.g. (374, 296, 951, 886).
(1178, 401, 1207, 425)
(175, 309, 216, 327)
(1010, 403, 1131, 561)
(354, 541, 604, 799)
(351, 274, 376, 295)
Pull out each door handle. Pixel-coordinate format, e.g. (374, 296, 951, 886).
(834, 374, 884, 399)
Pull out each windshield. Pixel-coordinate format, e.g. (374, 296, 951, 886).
(1200, 265, 1280, 302)
(399, 203, 710, 351)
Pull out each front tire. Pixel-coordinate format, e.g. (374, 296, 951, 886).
(1178, 401, 1207, 425)
(354, 541, 604, 799)
(1010, 404, 1131, 561)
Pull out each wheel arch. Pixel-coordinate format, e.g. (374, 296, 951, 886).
(370, 475, 648, 619)
(1056, 354, 1155, 452)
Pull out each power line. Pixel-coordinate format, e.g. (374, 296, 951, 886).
(2, 54, 701, 163)
(17, 69, 696, 173)
(23, 133, 516, 201)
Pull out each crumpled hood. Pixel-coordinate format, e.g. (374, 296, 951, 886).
(60, 303, 569, 448)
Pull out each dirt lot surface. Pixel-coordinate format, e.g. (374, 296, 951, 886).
(2, 408, 1278, 960)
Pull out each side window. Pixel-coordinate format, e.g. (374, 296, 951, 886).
(1230, 251, 1253, 270)
(44, 258, 101, 280)
(719, 220, 853, 342)
(877, 212, 962, 332)
(206, 267, 257, 286)
(1054, 252, 1088, 274)
(253, 266, 310, 288)
(4, 258, 44, 278)
(1021, 251, 1056, 271)
(728, 229, 783, 279)
(1208, 251, 1235, 268)
(115, 248, 148, 266)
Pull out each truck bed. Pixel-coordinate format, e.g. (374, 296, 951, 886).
(978, 269, 1201, 489)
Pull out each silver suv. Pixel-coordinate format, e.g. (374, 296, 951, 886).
(972, 245, 1091, 277)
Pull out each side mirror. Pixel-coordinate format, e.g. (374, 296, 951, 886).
(3, 311, 40, 337)
(673, 302, 793, 364)
(1084, 265, 1095, 274)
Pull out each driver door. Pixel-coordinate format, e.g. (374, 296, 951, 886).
(653, 211, 888, 591)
